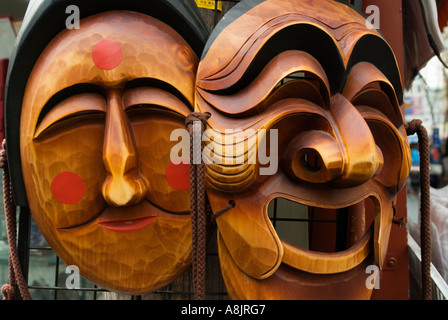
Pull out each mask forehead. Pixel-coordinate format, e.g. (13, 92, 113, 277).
(200, 0, 371, 64)
(197, 0, 403, 122)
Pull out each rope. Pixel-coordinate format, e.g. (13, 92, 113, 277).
(211, 200, 235, 224)
(392, 203, 406, 227)
(405, 120, 432, 300)
(0, 139, 32, 300)
(185, 112, 211, 300)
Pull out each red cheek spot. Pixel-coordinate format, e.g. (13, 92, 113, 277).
(92, 39, 122, 70)
(165, 159, 190, 191)
(51, 172, 85, 204)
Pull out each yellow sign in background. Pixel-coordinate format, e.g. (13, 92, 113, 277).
(195, 0, 222, 11)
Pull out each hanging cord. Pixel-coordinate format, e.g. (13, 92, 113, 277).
(211, 200, 235, 224)
(185, 112, 211, 300)
(0, 140, 32, 300)
(405, 120, 432, 300)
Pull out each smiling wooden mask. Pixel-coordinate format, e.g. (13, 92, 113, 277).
(196, 0, 411, 299)
(10, 1, 208, 294)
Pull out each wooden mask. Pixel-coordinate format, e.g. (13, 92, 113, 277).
(13, 2, 208, 294)
(196, 0, 411, 299)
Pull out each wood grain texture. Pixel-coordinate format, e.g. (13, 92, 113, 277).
(20, 11, 199, 294)
(196, 0, 410, 299)
(217, 231, 375, 300)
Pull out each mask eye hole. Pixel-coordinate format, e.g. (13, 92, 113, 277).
(301, 149, 322, 173)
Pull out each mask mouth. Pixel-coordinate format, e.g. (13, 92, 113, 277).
(267, 196, 376, 274)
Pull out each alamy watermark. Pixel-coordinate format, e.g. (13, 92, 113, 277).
(66, 5, 80, 29)
(65, 4, 380, 30)
(365, 265, 380, 289)
(365, 5, 380, 30)
(65, 265, 80, 290)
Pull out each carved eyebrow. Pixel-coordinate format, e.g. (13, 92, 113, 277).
(34, 93, 106, 138)
(36, 78, 193, 130)
(346, 34, 403, 105)
(198, 23, 345, 95)
(197, 50, 330, 115)
(36, 83, 103, 128)
(343, 62, 403, 127)
(125, 78, 192, 109)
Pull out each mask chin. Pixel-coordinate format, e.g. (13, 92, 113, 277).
(217, 228, 377, 300)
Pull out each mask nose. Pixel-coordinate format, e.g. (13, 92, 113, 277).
(283, 94, 383, 186)
(102, 90, 149, 207)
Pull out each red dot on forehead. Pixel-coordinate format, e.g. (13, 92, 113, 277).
(165, 159, 190, 191)
(92, 39, 122, 70)
(51, 172, 85, 205)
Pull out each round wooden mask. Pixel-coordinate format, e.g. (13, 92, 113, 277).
(196, 0, 411, 299)
(20, 11, 200, 294)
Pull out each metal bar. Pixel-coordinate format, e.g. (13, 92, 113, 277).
(27, 285, 108, 292)
(28, 246, 53, 250)
(214, 0, 219, 26)
(308, 207, 315, 250)
(93, 285, 98, 300)
(408, 235, 448, 300)
(272, 198, 278, 228)
(153, 289, 227, 296)
(17, 206, 31, 299)
(349, 0, 363, 12)
(335, 208, 349, 252)
(54, 255, 60, 300)
(269, 217, 337, 223)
